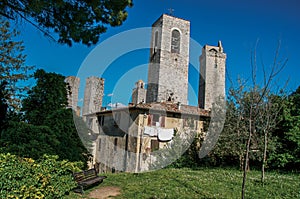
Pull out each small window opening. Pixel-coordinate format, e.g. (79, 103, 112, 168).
(171, 29, 180, 53)
(114, 138, 118, 151)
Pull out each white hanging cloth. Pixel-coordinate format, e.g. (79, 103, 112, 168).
(144, 126, 157, 136)
(158, 128, 174, 141)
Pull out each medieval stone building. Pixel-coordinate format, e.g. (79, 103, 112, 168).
(96, 102, 209, 173)
(93, 14, 226, 173)
(65, 13, 226, 172)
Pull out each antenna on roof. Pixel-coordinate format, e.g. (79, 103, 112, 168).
(168, 8, 174, 16)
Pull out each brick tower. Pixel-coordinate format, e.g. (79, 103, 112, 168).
(198, 41, 226, 110)
(146, 14, 190, 104)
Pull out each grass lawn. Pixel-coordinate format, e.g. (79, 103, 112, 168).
(66, 167, 300, 199)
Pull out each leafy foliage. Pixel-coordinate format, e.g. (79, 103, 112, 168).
(0, 81, 8, 130)
(22, 69, 68, 125)
(0, 19, 33, 110)
(1, 69, 91, 166)
(0, 0, 133, 46)
(0, 153, 82, 198)
(44, 108, 90, 164)
(0, 121, 58, 159)
(270, 86, 300, 170)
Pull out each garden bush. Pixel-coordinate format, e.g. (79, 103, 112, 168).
(0, 153, 83, 198)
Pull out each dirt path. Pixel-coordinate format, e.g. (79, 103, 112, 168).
(86, 186, 121, 199)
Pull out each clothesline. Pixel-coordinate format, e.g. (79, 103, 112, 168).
(144, 126, 174, 141)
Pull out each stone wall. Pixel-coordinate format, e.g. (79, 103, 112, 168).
(65, 76, 80, 110)
(95, 107, 205, 173)
(83, 77, 104, 115)
(198, 42, 226, 110)
(147, 14, 190, 105)
(132, 80, 147, 104)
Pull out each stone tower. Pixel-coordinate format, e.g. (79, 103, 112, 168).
(146, 14, 190, 104)
(65, 76, 80, 110)
(198, 41, 226, 110)
(83, 76, 104, 115)
(132, 80, 147, 104)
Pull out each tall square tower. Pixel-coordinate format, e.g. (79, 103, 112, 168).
(65, 76, 80, 110)
(83, 76, 104, 115)
(198, 41, 226, 110)
(146, 14, 190, 104)
(132, 80, 147, 104)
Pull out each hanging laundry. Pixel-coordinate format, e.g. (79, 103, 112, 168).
(144, 126, 157, 136)
(158, 128, 174, 141)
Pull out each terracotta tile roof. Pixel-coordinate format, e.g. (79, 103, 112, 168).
(97, 102, 210, 117)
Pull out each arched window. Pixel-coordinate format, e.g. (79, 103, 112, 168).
(171, 29, 180, 53)
(209, 49, 218, 68)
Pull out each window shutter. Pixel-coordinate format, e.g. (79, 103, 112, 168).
(160, 116, 165, 127)
(148, 114, 152, 126)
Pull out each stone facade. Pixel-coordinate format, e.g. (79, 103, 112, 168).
(95, 102, 209, 173)
(132, 80, 147, 104)
(83, 76, 104, 116)
(82, 14, 227, 171)
(198, 41, 226, 110)
(146, 14, 190, 105)
(65, 76, 80, 111)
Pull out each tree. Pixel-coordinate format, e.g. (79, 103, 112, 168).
(270, 86, 300, 170)
(222, 41, 287, 198)
(44, 108, 90, 164)
(235, 42, 287, 198)
(0, 121, 59, 159)
(0, 19, 33, 110)
(0, 81, 8, 131)
(20, 69, 90, 165)
(22, 69, 68, 125)
(0, 0, 133, 46)
(207, 99, 248, 169)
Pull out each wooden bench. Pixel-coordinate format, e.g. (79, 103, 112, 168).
(73, 167, 107, 194)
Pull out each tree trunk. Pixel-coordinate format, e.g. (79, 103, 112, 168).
(261, 129, 268, 184)
(242, 116, 252, 199)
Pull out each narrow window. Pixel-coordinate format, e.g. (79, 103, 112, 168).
(154, 31, 158, 49)
(160, 116, 165, 127)
(114, 138, 118, 151)
(171, 29, 180, 53)
(152, 114, 160, 126)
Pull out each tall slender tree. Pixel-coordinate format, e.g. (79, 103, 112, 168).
(0, 19, 33, 110)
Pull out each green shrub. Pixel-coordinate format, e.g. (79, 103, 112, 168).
(0, 153, 83, 198)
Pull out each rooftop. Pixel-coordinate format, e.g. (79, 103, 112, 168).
(96, 102, 210, 118)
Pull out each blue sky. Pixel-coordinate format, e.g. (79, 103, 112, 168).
(15, 0, 300, 107)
